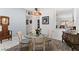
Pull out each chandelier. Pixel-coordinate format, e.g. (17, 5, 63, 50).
(32, 8, 42, 16)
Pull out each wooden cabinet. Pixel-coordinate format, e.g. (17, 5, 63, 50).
(0, 16, 12, 43)
(62, 31, 79, 50)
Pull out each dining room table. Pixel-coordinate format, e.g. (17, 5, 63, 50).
(24, 33, 52, 51)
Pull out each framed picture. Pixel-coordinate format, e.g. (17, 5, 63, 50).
(30, 20, 32, 24)
(26, 19, 29, 25)
(42, 16, 49, 24)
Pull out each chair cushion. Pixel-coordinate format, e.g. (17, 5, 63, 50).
(24, 35, 32, 39)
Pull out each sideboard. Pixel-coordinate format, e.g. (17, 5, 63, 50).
(62, 31, 79, 50)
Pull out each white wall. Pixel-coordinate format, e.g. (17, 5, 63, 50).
(0, 8, 26, 36)
(40, 8, 56, 35)
(67, 8, 79, 32)
(25, 8, 79, 40)
(26, 8, 56, 38)
(56, 8, 74, 24)
(0, 8, 67, 40)
(0, 8, 56, 37)
(75, 8, 79, 32)
(54, 8, 74, 40)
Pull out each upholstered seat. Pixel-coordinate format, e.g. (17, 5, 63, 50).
(20, 39, 29, 44)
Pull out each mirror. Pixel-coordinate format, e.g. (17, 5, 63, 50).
(56, 8, 74, 29)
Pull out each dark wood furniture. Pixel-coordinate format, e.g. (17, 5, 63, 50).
(0, 16, 12, 43)
(62, 31, 79, 50)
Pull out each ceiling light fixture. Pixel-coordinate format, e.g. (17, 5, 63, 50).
(32, 8, 42, 16)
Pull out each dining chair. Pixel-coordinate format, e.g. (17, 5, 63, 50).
(17, 32, 29, 50)
(30, 37, 46, 51)
(41, 34, 52, 49)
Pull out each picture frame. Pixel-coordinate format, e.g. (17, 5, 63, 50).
(42, 16, 49, 24)
(26, 19, 29, 25)
(30, 20, 32, 24)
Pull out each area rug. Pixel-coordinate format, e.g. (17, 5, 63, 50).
(0, 37, 19, 51)
(7, 39, 72, 51)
